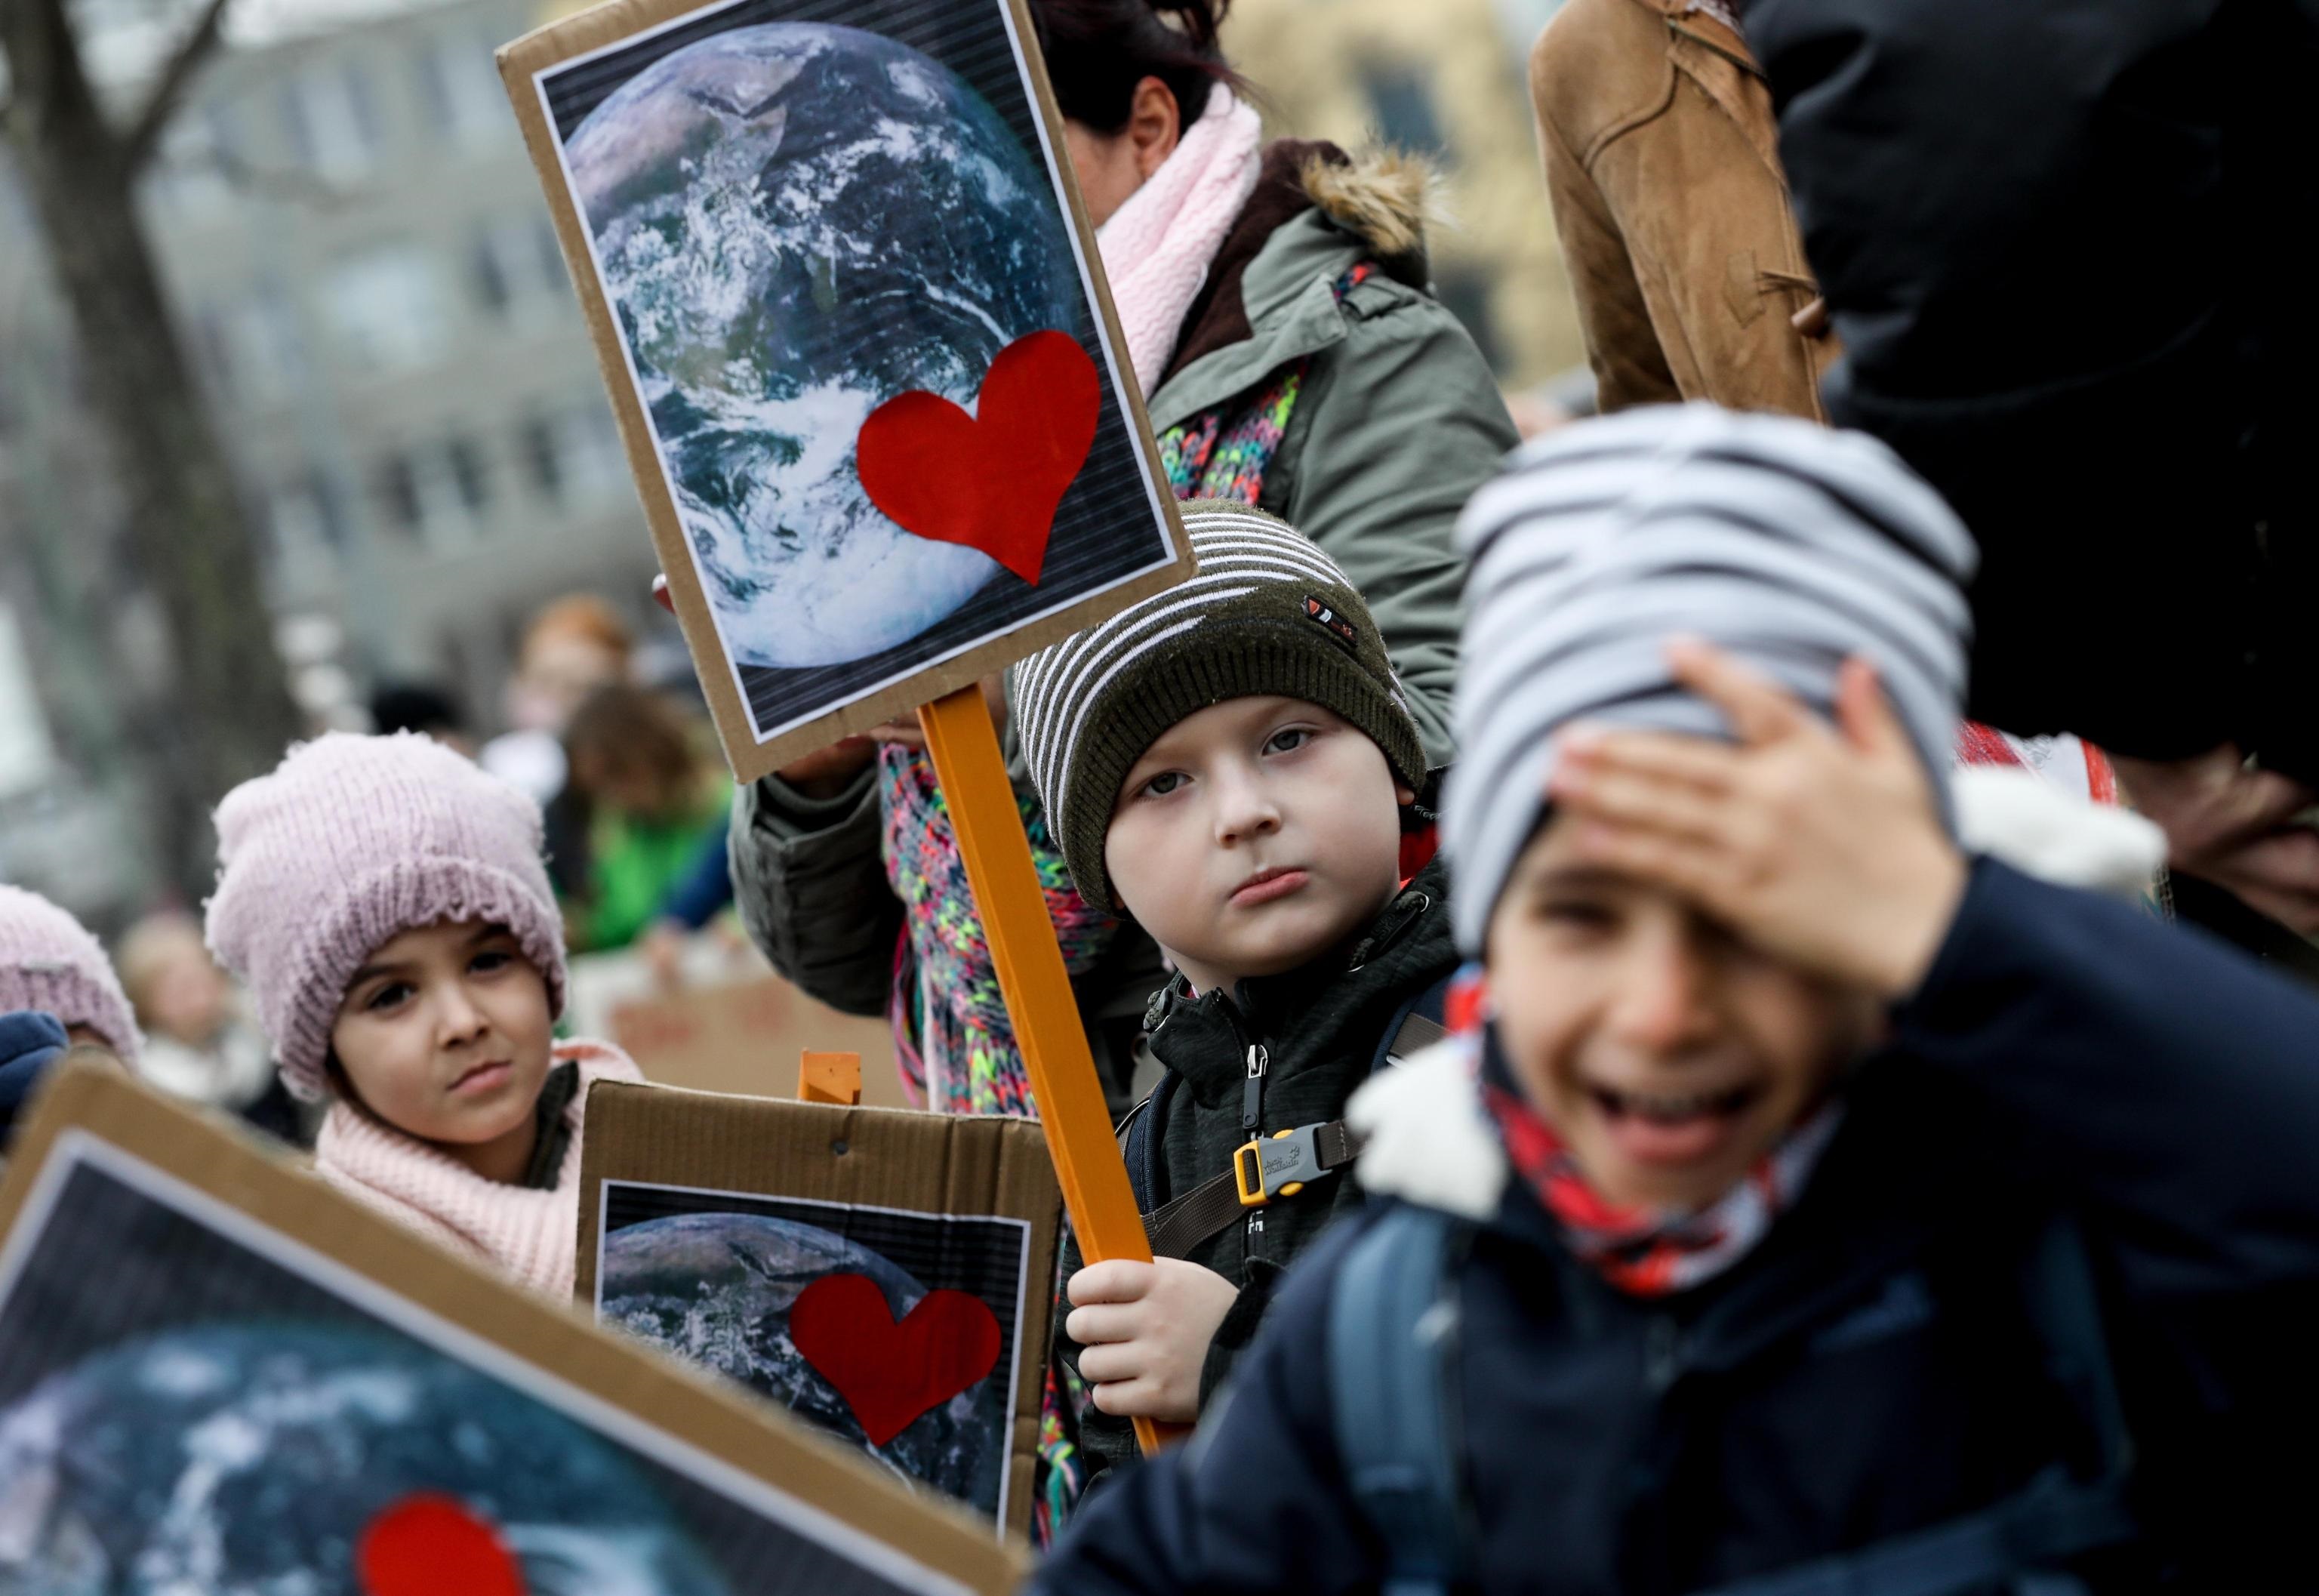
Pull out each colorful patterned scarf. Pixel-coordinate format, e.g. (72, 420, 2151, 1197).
(1453, 966, 1843, 1298)
(877, 744, 1119, 1117)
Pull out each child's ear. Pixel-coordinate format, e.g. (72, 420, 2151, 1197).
(1396, 782, 1418, 807)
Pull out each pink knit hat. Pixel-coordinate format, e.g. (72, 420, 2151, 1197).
(205, 732, 568, 1101)
(0, 884, 141, 1060)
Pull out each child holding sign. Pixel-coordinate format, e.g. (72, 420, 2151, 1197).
(206, 733, 642, 1298)
(1034, 408, 2319, 1593)
(1012, 504, 1460, 1484)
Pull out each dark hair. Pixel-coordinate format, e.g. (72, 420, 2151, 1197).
(369, 681, 467, 738)
(1030, 0, 1236, 133)
(562, 682, 707, 818)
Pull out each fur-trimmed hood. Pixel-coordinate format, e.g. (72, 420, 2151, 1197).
(1298, 146, 1440, 282)
(1348, 1037, 1506, 1219)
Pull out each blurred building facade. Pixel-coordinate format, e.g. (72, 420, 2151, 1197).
(1224, 0, 1581, 390)
(2, 0, 657, 918)
(137, 0, 656, 712)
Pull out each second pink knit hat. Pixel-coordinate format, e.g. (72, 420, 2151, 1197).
(0, 883, 141, 1060)
(205, 732, 569, 1101)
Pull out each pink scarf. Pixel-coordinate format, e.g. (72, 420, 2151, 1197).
(1096, 88, 1264, 395)
(314, 1038, 642, 1300)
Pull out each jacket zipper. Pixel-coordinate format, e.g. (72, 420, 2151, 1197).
(1244, 1041, 1269, 1242)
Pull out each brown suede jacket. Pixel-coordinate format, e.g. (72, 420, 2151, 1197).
(1530, 0, 1836, 418)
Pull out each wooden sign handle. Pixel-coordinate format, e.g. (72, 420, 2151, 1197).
(917, 686, 1187, 1456)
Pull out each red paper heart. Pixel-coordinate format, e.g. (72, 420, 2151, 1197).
(790, 1273, 1003, 1447)
(855, 328, 1100, 587)
(358, 1493, 525, 1596)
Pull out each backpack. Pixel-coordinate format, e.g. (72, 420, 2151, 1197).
(1327, 1206, 2140, 1596)
(1122, 972, 1456, 1259)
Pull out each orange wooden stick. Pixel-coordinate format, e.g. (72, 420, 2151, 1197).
(917, 686, 1186, 1456)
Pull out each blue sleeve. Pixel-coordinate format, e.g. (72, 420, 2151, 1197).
(1032, 1221, 1387, 1596)
(655, 816, 735, 930)
(1895, 858, 2319, 1295)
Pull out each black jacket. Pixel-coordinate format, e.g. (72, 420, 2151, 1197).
(1057, 860, 1458, 1483)
(1737, 0, 2319, 776)
(1036, 861, 2319, 1593)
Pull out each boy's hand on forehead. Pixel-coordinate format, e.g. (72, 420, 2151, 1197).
(1550, 641, 1966, 1000)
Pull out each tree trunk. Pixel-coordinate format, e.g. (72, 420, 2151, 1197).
(3, 0, 302, 896)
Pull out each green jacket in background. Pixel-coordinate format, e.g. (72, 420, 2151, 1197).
(569, 787, 728, 954)
(731, 144, 1517, 1083)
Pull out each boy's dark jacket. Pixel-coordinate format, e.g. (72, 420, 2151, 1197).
(1039, 860, 2319, 1593)
(1058, 858, 1455, 1482)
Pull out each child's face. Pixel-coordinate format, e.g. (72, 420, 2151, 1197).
(1484, 812, 1878, 1212)
(329, 920, 554, 1153)
(1105, 696, 1412, 995)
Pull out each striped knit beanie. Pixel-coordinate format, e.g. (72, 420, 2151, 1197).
(205, 732, 569, 1101)
(1445, 404, 1978, 953)
(1012, 502, 1427, 912)
(0, 884, 141, 1061)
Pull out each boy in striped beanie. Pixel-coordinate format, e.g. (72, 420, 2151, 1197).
(1012, 502, 1460, 1484)
(1036, 405, 2319, 1596)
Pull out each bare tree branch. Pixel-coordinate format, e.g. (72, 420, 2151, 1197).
(123, 0, 235, 173)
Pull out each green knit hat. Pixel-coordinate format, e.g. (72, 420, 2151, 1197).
(1012, 502, 1427, 911)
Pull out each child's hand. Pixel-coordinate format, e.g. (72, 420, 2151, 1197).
(1550, 640, 1967, 1000)
(1064, 1258, 1239, 1423)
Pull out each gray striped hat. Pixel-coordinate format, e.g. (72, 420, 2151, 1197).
(1444, 403, 1979, 953)
(1012, 502, 1427, 912)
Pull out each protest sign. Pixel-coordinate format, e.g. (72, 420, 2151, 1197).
(0, 1065, 1022, 1593)
(575, 1080, 1063, 1538)
(498, 0, 1193, 781)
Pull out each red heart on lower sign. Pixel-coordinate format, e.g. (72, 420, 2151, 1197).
(357, 1493, 525, 1596)
(855, 328, 1101, 587)
(790, 1273, 1003, 1447)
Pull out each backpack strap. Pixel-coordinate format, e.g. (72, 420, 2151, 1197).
(1371, 969, 1458, 1077)
(1118, 1070, 1180, 1218)
(1140, 973, 1458, 1260)
(1329, 1206, 1471, 1596)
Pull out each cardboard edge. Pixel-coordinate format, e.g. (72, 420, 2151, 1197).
(0, 1064, 1024, 1591)
(494, 0, 1196, 786)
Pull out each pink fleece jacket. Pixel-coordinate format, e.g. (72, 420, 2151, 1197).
(314, 1038, 639, 1300)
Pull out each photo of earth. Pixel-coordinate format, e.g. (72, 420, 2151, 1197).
(599, 1211, 1011, 1520)
(0, 1323, 728, 1593)
(562, 22, 1083, 673)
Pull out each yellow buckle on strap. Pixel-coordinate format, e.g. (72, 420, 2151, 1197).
(1234, 1124, 1324, 1207)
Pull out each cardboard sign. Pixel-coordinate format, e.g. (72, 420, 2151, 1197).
(576, 1080, 1063, 1536)
(604, 969, 909, 1108)
(0, 1065, 1021, 1594)
(498, 0, 1194, 781)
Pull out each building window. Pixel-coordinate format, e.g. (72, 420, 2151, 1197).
(1362, 63, 1449, 162)
(522, 406, 629, 507)
(377, 441, 491, 550)
(153, 106, 238, 220)
(283, 63, 380, 183)
(322, 245, 450, 372)
(470, 218, 565, 327)
(215, 284, 306, 405)
(417, 30, 513, 150)
(520, 415, 562, 502)
(376, 452, 423, 536)
(445, 437, 490, 513)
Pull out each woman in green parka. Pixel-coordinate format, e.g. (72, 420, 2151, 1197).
(730, 0, 1515, 1109)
